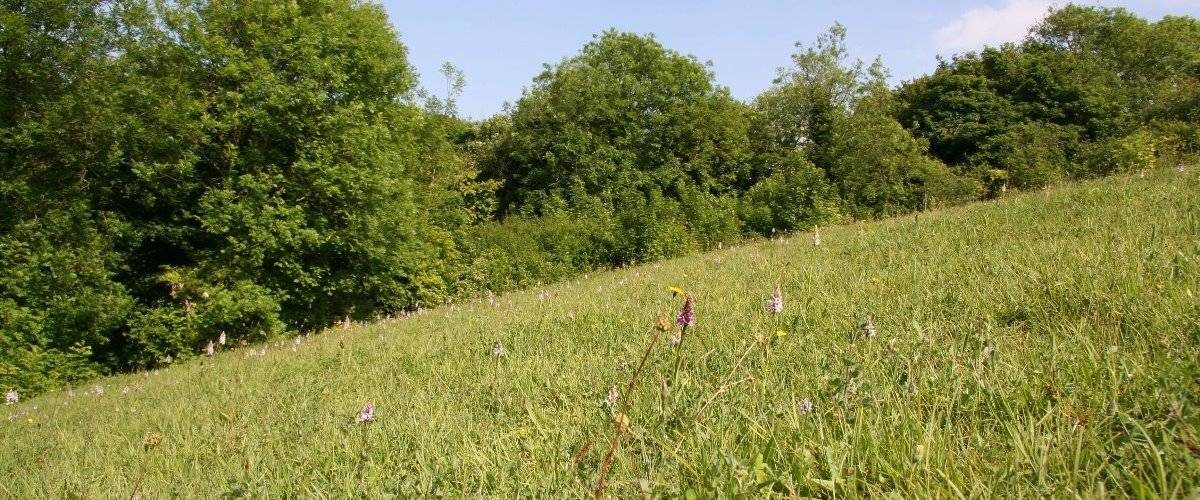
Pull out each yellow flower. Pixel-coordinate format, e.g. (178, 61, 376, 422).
(669, 286, 685, 297)
(775, 330, 788, 338)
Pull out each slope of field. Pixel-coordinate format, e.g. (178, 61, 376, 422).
(3, 170, 1198, 497)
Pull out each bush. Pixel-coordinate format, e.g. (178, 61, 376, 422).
(0, 209, 131, 392)
(1076, 129, 1157, 177)
(739, 153, 843, 234)
(972, 122, 1079, 189)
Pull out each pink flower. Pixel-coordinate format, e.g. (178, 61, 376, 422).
(218, 331, 226, 345)
(205, 341, 214, 357)
(769, 286, 783, 314)
(356, 401, 375, 423)
(5, 389, 17, 405)
(676, 294, 696, 328)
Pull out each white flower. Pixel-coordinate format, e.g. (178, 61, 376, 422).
(799, 398, 814, 415)
(356, 401, 375, 423)
(93, 385, 104, 396)
(768, 286, 783, 314)
(205, 341, 214, 356)
(218, 331, 226, 345)
(5, 389, 17, 405)
(862, 315, 877, 338)
(492, 341, 507, 358)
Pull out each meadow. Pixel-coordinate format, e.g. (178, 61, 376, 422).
(3, 168, 1198, 498)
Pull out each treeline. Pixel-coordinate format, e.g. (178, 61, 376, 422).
(2, 1, 1196, 394)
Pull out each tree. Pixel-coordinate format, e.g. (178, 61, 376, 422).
(488, 30, 753, 215)
(1, 0, 473, 391)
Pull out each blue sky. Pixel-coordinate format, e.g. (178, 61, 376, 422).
(383, 1, 1200, 120)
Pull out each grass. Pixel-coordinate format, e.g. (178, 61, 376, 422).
(3, 169, 1199, 497)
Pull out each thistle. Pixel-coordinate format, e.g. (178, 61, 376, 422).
(4, 389, 17, 405)
(862, 315, 877, 338)
(492, 340, 508, 358)
(768, 285, 783, 315)
(356, 401, 375, 423)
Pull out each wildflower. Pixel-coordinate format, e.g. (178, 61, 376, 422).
(775, 330, 788, 338)
(1178, 163, 1186, 173)
(670, 330, 683, 348)
(798, 398, 813, 415)
(605, 385, 619, 410)
(768, 285, 783, 314)
(163, 355, 172, 364)
(205, 341, 214, 357)
(356, 401, 375, 423)
(5, 389, 17, 405)
(122, 386, 130, 395)
(66, 388, 75, 398)
(669, 286, 685, 297)
(813, 225, 821, 246)
(862, 315, 877, 338)
(676, 294, 695, 329)
(292, 337, 302, 352)
(492, 340, 507, 358)
(93, 385, 104, 396)
(218, 331, 226, 345)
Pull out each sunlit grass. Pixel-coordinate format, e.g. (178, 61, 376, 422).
(3, 169, 1198, 497)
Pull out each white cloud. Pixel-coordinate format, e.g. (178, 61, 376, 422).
(933, 0, 1061, 52)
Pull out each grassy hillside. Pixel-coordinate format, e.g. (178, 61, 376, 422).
(3, 169, 1198, 498)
